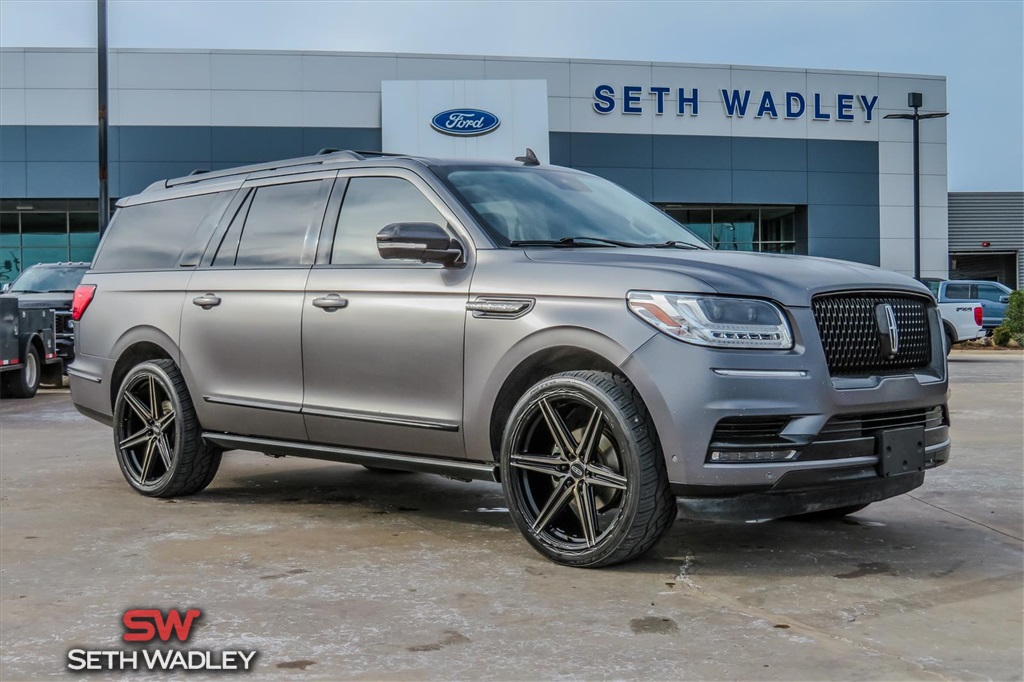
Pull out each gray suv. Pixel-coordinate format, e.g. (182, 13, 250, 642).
(69, 150, 950, 567)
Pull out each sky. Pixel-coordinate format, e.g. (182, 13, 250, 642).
(1, 0, 1021, 191)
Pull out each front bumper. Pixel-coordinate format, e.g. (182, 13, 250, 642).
(620, 305, 950, 495)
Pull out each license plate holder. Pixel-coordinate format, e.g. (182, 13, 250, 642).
(877, 426, 926, 477)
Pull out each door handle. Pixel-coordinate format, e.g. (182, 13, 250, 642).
(192, 294, 221, 309)
(312, 294, 348, 312)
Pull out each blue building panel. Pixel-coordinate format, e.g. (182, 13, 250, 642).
(212, 127, 304, 165)
(0, 126, 27, 162)
(652, 135, 731, 170)
(26, 126, 97, 162)
(732, 138, 807, 172)
(732, 170, 807, 204)
(570, 133, 652, 168)
(652, 168, 732, 204)
(806, 204, 881, 240)
(808, 139, 878, 173)
(26, 161, 96, 197)
(808, 171, 878, 206)
(807, 237, 881, 266)
(1, 161, 27, 196)
(119, 161, 212, 196)
(119, 126, 211, 163)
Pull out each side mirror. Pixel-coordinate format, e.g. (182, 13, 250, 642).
(999, 295, 1010, 304)
(377, 222, 463, 266)
(0, 283, 9, 293)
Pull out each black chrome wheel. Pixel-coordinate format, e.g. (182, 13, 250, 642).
(501, 371, 676, 567)
(113, 360, 221, 497)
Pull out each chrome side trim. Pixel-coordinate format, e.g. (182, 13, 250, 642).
(466, 297, 535, 319)
(202, 433, 497, 481)
(302, 406, 459, 432)
(67, 367, 102, 383)
(712, 369, 809, 378)
(203, 394, 302, 413)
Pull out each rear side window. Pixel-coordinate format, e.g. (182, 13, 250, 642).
(219, 180, 328, 267)
(94, 193, 222, 271)
(944, 283, 972, 299)
(331, 177, 447, 265)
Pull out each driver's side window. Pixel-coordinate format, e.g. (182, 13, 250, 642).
(332, 177, 447, 266)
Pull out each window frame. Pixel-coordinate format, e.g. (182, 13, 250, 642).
(315, 167, 471, 269)
(200, 170, 337, 270)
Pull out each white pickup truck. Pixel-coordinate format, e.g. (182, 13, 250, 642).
(938, 300, 984, 352)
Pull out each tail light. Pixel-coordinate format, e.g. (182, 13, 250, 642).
(71, 284, 96, 321)
(974, 306, 983, 326)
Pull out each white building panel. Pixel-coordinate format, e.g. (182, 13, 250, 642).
(806, 71, 879, 104)
(730, 111, 809, 139)
(651, 64, 733, 104)
(212, 90, 302, 127)
(119, 89, 211, 126)
(24, 50, 95, 89)
(569, 61, 651, 99)
(0, 88, 26, 125)
(0, 50, 26, 89)
(118, 51, 210, 90)
(302, 91, 380, 128)
(212, 53, 302, 91)
(395, 57, 486, 81)
(25, 88, 95, 125)
(730, 67, 807, 100)
(301, 54, 397, 92)
(547, 96, 571, 132)
(878, 74, 946, 110)
(880, 141, 947, 176)
(804, 108, 879, 141)
(485, 58, 571, 98)
(570, 96, 653, 135)
(382, 80, 549, 163)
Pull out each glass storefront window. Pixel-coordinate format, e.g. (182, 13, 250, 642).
(658, 205, 798, 254)
(0, 199, 110, 280)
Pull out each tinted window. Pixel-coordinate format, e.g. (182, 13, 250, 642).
(233, 181, 327, 267)
(332, 177, 447, 265)
(93, 193, 221, 270)
(976, 284, 1006, 302)
(944, 283, 972, 299)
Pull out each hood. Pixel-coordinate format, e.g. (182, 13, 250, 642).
(524, 249, 931, 307)
(7, 292, 74, 311)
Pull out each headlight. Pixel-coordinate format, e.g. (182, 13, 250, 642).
(627, 292, 793, 349)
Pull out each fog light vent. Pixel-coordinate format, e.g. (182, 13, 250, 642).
(709, 449, 798, 463)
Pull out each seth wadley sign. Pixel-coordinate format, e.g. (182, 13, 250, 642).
(593, 85, 879, 122)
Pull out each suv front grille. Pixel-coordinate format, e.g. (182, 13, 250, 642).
(812, 293, 932, 375)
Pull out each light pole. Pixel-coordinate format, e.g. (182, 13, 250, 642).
(97, 0, 109, 232)
(884, 92, 949, 281)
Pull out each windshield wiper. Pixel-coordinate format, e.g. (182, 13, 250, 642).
(645, 240, 705, 250)
(509, 236, 643, 248)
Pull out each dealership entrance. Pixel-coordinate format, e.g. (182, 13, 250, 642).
(949, 252, 1019, 287)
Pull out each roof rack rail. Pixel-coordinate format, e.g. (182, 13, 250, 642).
(162, 150, 365, 189)
(188, 169, 211, 176)
(349, 150, 414, 158)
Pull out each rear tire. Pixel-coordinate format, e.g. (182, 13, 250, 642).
(113, 359, 221, 497)
(1, 345, 41, 399)
(500, 370, 676, 568)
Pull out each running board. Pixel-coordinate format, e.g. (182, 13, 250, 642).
(202, 433, 499, 482)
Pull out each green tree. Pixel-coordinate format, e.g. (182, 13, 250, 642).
(1003, 289, 1024, 345)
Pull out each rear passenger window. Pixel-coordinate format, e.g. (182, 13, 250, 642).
(332, 177, 447, 265)
(230, 180, 328, 267)
(944, 283, 972, 299)
(93, 192, 222, 270)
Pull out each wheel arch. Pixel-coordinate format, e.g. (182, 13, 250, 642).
(108, 327, 181, 410)
(481, 327, 654, 461)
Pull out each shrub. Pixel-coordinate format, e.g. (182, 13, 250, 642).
(992, 325, 1011, 347)
(1004, 289, 1024, 345)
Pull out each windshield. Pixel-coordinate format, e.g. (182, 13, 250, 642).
(435, 166, 708, 249)
(9, 266, 87, 293)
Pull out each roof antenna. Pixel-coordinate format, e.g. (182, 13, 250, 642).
(515, 148, 540, 166)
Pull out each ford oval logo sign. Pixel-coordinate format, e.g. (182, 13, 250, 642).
(431, 109, 500, 137)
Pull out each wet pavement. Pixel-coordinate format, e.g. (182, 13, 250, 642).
(1, 351, 1022, 680)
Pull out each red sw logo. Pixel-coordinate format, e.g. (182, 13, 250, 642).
(122, 609, 202, 642)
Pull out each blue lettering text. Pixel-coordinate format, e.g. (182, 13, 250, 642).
(756, 91, 778, 118)
(650, 86, 670, 114)
(593, 85, 615, 114)
(678, 88, 699, 115)
(813, 93, 830, 120)
(859, 94, 878, 122)
(623, 86, 643, 114)
(837, 94, 854, 121)
(722, 89, 751, 117)
(785, 92, 805, 118)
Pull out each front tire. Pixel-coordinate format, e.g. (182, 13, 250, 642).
(500, 370, 676, 568)
(113, 359, 221, 497)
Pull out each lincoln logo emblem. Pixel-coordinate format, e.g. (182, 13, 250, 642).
(875, 303, 900, 359)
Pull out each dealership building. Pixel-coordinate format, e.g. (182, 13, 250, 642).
(1, 47, 1009, 285)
